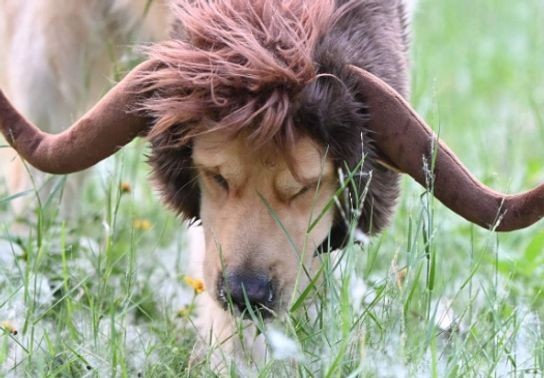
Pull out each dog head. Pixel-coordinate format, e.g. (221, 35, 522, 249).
(191, 132, 336, 315)
(1, 0, 543, 317)
(143, 0, 402, 316)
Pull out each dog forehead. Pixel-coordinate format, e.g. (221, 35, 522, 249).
(192, 131, 333, 183)
(192, 132, 246, 167)
(288, 138, 333, 181)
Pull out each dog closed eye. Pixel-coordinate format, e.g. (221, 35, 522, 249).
(210, 172, 229, 191)
(199, 170, 230, 193)
(290, 183, 318, 201)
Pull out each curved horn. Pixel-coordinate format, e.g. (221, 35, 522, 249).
(0, 60, 156, 174)
(349, 65, 544, 231)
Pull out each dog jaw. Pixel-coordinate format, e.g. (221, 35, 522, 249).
(191, 131, 337, 316)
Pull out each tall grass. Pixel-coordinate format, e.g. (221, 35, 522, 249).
(1, 0, 543, 376)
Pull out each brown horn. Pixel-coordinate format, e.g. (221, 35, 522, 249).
(349, 65, 544, 231)
(0, 60, 157, 174)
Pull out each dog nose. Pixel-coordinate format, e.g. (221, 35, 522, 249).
(220, 272, 274, 313)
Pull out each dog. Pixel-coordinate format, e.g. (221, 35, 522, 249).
(1, 0, 543, 371)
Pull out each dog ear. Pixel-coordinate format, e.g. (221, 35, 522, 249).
(296, 73, 401, 250)
(148, 126, 200, 222)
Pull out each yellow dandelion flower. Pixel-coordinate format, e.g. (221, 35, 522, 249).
(133, 218, 152, 231)
(176, 304, 196, 318)
(120, 182, 132, 194)
(1, 320, 18, 335)
(183, 276, 205, 294)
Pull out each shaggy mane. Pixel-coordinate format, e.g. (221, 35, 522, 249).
(140, 0, 335, 148)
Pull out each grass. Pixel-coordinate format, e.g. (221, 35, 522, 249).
(1, 0, 544, 376)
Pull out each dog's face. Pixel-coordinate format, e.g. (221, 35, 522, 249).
(191, 130, 336, 316)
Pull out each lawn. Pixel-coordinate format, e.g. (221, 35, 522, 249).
(1, 0, 543, 376)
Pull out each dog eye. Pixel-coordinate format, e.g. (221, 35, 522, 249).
(291, 185, 312, 200)
(211, 173, 229, 191)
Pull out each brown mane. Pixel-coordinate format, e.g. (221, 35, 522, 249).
(139, 0, 335, 148)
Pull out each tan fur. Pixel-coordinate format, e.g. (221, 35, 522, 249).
(188, 131, 336, 365)
(193, 132, 335, 304)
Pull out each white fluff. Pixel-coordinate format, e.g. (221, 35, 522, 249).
(266, 326, 304, 362)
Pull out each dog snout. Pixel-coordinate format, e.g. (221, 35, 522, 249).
(218, 271, 275, 316)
